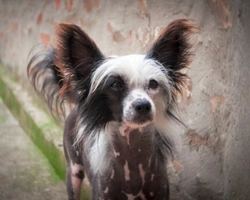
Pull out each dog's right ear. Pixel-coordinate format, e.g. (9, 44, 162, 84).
(54, 23, 104, 98)
(146, 19, 198, 102)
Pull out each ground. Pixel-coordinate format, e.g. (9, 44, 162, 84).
(0, 98, 67, 200)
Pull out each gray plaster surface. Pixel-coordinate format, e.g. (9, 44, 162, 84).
(0, 98, 67, 200)
(1, 1, 250, 199)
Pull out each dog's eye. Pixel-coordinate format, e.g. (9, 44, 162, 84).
(148, 79, 158, 89)
(111, 81, 123, 90)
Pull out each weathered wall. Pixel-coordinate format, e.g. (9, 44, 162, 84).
(0, 0, 250, 199)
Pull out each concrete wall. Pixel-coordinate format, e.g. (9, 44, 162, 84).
(1, 0, 250, 199)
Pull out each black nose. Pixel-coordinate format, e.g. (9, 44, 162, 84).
(132, 99, 151, 114)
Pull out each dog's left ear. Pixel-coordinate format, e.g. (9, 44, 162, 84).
(147, 19, 198, 94)
(54, 23, 104, 99)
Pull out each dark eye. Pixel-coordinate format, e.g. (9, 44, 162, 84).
(148, 79, 158, 89)
(111, 81, 122, 90)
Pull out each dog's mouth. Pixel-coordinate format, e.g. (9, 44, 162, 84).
(122, 118, 153, 130)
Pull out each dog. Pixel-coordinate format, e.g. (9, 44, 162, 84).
(27, 19, 196, 200)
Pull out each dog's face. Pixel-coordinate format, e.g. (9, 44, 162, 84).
(89, 54, 171, 129)
(53, 19, 197, 135)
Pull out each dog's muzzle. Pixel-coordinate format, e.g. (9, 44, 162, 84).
(123, 95, 155, 128)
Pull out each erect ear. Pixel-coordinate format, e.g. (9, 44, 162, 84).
(54, 23, 104, 98)
(147, 19, 198, 93)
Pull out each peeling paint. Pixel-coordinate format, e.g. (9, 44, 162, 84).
(112, 31, 125, 43)
(84, 0, 100, 13)
(65, 0, 74, 11)
(0, 32, 5, 40)
(207, 0, 232, 29)
(36, 12, 43, 25)
(107, 22, 125, 43)
(40, 33, 50, 46)
(9, 22, 19, 32)
(210, 95, 225, 113)
(172, 160, 184, 173)
(186, 129, 213, 149)
(137, 0, 148, 15)
(55, 0, 61, 10)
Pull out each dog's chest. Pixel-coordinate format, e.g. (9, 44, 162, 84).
(94, 128, 169, 200)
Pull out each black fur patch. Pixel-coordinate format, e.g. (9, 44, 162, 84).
(78, 74, 127, 135)
(76, 170, 84, 180)
(27, 46, 65, 117)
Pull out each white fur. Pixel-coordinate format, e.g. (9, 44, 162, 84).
(87, 124, 114, 175)
(74, 123, 86, 145)
(88, 133, 109, 174)
(90, 55, 171, 94)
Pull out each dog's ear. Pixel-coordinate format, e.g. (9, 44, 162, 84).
(147, 19, 198, 94)
(54, 23, 104, 99)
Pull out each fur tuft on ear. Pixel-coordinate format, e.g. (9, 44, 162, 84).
(147, 19, 198, 96)
(54, 23, 104, 102)
(27, 23, 104, 119)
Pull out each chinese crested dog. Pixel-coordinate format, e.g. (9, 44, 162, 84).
(27, 19, 197, 200)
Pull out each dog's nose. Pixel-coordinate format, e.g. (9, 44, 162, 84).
(132, 99, 151, 114)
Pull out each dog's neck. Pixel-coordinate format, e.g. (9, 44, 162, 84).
(90, 123, 169, 199)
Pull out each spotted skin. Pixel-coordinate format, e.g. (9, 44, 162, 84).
(98, 127, 169, 200)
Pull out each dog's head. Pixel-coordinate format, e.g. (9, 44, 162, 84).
(54, 19, 197, 136)
(89, 54, 169, 130)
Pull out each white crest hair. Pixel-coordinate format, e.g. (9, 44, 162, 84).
(90, 55, 172, 94)
(88, 129, 111, 175)
(76, 122, 117, 175)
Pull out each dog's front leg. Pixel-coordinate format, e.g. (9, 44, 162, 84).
(63, 109, 85, 200)
(66, 161, 84, 200)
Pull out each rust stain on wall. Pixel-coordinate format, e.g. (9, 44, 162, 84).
(207, 0, 232, 29)
(65, 0, 74, 11)
(9, 23, 19, 32)
(186, 129, 213, 149)
(55, 0, 61, 10)
(36, 13, 43, 25)
(137, 0, 151, 26)
(0, 32, 5, 41)
(113, 31, 125, 43)
(172, 160, 184, 173)
(137, 0, 148, 15)
(107, 22, 125, 43)
(84, 0, 100, 13)
(40, 33, 50, 46)
(210, 95, 225, 113)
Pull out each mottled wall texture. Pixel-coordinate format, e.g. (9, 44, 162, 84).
(0, 0, 250, 199)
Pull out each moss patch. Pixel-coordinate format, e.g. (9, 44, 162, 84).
(0, 69, 66, 180)
(0, 115, 8, 123)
